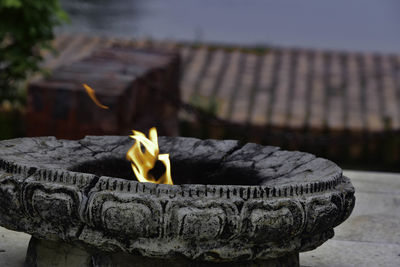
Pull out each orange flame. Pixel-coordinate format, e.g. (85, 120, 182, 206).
(82, 83, 109, 109)
(126, 127, 173, 185)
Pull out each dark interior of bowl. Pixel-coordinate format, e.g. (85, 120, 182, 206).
(69, 156, 261, 186)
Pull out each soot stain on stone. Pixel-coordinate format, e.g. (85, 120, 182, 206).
(69, 156, 262, 185)
(69, 157, 135, 181)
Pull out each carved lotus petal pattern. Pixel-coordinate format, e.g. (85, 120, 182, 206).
(0, 136, 355, 261)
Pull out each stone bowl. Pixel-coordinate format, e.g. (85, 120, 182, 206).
(0, 136, 355, 266)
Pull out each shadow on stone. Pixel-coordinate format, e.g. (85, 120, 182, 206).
(69, 156, 260, 186)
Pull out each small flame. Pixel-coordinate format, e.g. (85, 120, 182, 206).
(126, 127, 173, 185)
(82, 83, 109, 109)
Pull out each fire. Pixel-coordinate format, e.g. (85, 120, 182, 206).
(81, 83, 171, 184)
(82, 83, 109, 109)
(126, 127, 173, 185)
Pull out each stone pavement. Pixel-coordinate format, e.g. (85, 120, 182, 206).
(0, 170, 399, 266)
(302, 170, 400, 267)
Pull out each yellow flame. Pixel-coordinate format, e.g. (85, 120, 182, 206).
(126, 127, 173, 185)
(82, 83, 109, 109)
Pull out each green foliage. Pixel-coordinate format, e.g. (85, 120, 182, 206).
(0, 0, 68, 101)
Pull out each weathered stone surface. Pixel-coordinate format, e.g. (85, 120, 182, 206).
(0, 226, 30, 267)
(0, 136, 355, 265)
(25, 237, 300, 267)
(301, 239, 400, 267)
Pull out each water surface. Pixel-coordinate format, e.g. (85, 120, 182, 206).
(58, 0, 400, 53)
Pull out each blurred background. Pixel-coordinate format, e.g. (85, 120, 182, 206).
(1, 0, 400, 171)
(57, 0, 400, 52)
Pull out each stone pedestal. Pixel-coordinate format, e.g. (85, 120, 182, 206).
(25, 237, 299, 267)
(0, 136, 355, 267)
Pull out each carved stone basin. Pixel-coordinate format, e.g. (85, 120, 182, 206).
(0, 136, 355, 267)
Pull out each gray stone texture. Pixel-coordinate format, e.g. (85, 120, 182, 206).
(0, 226, 30, 266)
(0, 170, 397, 266)
(0, 136, 355, 265)
(301, 170, 400, 267)
(25, 237, 300, 267)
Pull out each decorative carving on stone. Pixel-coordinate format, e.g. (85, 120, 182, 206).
(86, 190, 162, 238)
(166, 200, 238, 240)
(0, 135, 355, 266)
(242, 199, 304, 241)
(0, 173, 25, 230)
